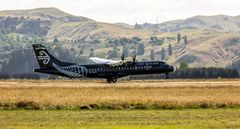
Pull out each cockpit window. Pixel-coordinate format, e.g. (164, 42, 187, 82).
(159, 61, 167, 67)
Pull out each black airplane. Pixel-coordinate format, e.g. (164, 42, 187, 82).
(32, 44, 175, 83)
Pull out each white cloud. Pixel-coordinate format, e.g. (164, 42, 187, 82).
(0, 0, 240, 24)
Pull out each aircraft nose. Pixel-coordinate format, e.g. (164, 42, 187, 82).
(173, 66, 176, 71)
(170, 66, 176, 72)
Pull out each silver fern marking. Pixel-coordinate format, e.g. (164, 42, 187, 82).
(53, 63, 88, 78)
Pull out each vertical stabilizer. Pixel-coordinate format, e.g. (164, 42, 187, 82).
(32, 44, 62, 68)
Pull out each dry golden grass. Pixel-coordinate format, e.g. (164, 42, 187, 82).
(0, 79, 240, 109)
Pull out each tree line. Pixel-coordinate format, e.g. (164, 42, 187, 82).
(130, 67, 239, 80)
(227, 59, 240, 72)
(1, 67, 238, 80)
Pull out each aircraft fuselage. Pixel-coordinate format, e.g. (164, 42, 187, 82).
(35, 61, 174, 79)
(32, 44, 175, 83)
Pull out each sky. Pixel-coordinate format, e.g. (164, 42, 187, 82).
(0, 0, 240, 25)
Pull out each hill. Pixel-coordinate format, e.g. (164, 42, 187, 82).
(0, 7, 240, 75)
(0, 8, 157, 40)
(0, 7, 92, 22)
(166, 29, 240, 67)
(140, 15, 240, 32)
(137, 15, 240, 67)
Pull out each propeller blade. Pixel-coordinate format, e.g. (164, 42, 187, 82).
(121, 53, 124, 61)
(132, 54, 136, 62)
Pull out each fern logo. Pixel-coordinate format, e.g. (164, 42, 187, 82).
(38, 51, 50, 65)
(53, 63, 88, 78)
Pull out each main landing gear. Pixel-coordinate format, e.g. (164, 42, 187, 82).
(165, 73, 169, 79)
(107, 78, 117, 83)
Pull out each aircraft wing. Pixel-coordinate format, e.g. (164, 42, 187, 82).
(89, 57, 121, 65)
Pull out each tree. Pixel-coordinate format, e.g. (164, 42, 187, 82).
(70, 47, 75, 52)
(137, 43, 145, 55)
(168, 43, 173, 56)
(0, 33, 3, 41)
(120, 37, 129, 46)
(149, 36, 164, 46)
(20, 16, 25, 21)
(228, 59, 240, 73)
(161, 48, 165, 60)
(92, 39, 100, 44)
(184, 35, 188, 45)
(134, 22, 142, 29)
(108, 47, 118, 58)
(89, 48, 94, 57)
(122, 45, 129, 57)
(53, 37, 59, 43)
(79, 50, 83, 55)
(179, 61, 188, 69)
(177, 33, 181, 43)
(150, 49, 155, 60)
(16, 35, 20, 42)
(132, 36, 142, 42)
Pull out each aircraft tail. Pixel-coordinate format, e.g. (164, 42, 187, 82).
(32, 44, 63, 69)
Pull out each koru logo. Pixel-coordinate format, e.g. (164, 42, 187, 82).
(38, 51, 50, 65)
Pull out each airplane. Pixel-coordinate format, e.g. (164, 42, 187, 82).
(32, 44, 175, 83)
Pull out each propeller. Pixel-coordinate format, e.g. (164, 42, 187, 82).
(121, 53, 125, 61)
(132, 54, 136, 62)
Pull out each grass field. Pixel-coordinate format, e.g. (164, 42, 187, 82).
(0, 109, 240, 129)
(0, 79, 240, 129)
(0, 79, 240, 109)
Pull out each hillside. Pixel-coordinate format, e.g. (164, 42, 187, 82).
(137, 15, 240, 67)
(47, 21, 157, 41)
(0, 7, 240, 75)
(166, 29, 240, 67)
(0, 7, 92, 22)
(140, 15, 240, 32)
(0, 8, 158, 40)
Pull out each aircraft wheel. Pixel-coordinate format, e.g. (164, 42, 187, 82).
(165, 73, 169, 79)
(106, 78, 117, 83)
(112, 78, 117, 83)
(107, 78, 112, 83)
